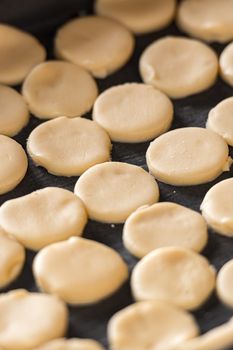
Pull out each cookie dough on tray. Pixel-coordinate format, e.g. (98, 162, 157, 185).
(220, 42, 233, 87)
(217, 259, 233, 308)
(35, 338, 105, 350)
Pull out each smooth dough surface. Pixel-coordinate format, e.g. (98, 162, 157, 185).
(177, 0, 233, 43)
(0, 24, 45, 85)
(35, 338, 105, 350)
(28, 117, 111, 176)
(131, 247, 216, 310)
(22, 61, 98, 119)
(108, 301, 199, 350)
(33, 236, 128, 305)
(0, 187, 87, 251)
(0, 227, 25, 288)
(0, 135, 28, 194)
(95, 0, 176, 34)
(201, 178, 233, 237)
(0, 85, 29, 136)
(0, 289, 67, 350)
(123, 202, 208, 258)
(139, 36, 218, 98)
(93, 83, 173, 143)
(220, 42, 233, 87)
(55, 16, 134, 78)
(146, 127, 231, 186)
(217, 259, 233, 308)
(74, 162, 159, 223)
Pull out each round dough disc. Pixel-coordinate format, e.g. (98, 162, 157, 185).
(0, 135, 28, 194)
(139, 36, 218, 99)
(0, 227, 25, 288)
(220, 42, 233, 87)
(131, 247, 216, 310)
(146, 127, 230, 186)
(74, 162, 159, 223)
(35, 338, 104, 350)
(22, 61, 98, 119)
(0, 187, 87, 251)
(123, 202, 208, 258)
(217, 259, 233, 308)
(0, 24, 46, 85)
(201, 178, 233, 237)
(108, 301, 199, 350)
(93, 83, 173, 143)
(95, 0, 176, 34)
(177, 0, 233, 43)
(0, 85, 29, 137)
(27, 116, 111, 176)
(0, 289, 67, 350)
(55, 16, 134, 78)
(33, 236, 128, 305)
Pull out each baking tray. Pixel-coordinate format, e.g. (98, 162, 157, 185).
(1, 1, 233, 349)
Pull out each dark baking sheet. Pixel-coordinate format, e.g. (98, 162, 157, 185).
(1, 1, 233, 349)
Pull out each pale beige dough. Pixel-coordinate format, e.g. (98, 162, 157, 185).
(0, 187, 87, 251)
(131, 247, 216, 310)
(93, 83, 173, 143)
(0, 85, 29, 136)
(0, 135, 28, 194)
(0, 24, 45, 85)
(35, 338, 104, 350)
(146, 127, 231, 186)
(139, 36, 218, 99)
(220, 42, 233, 87)
(74, 162, 159, 223)
(217, 259, 233, 308)
(123, 202, 208, 258)
(177, 0, 233, 43)
(108, 300, 199, 350)
(95, 0, 176, 34)
(22, 61, 98, 119)
(201, 178, 233, 237)
(0, 289, 67, 350)
(33, 236, 128, 305)
(55, 16, 134, 78)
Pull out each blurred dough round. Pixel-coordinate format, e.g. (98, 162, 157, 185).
(33, 236, 128, 305)
(0, 24, 46, 85)
(55, 16, 134, 78)
(0, 227, 25, 288)
(177, 0, 233, 43)
(123, 202, 208, 258)
(74, 162, 159, 223)
(0, 187, 87, 251)
(0, 289, 67, 350)
(201, 178, 233, 236)
(220, 42, 233, 87)
(0, 135, 28, 194)
(217, 259, 233, 308)
(28, 117, 111, 176)
(0, 85, 29, 137)
(108, 301, 199, 350)
(131, 247, 216, 310)
(93, 83, 173, 143)
(22, 61, 98, 119)
(139, 36, 218, 98)
(146, 127, 230, 186)
(35, 338, 104, 350)
(95, 0, 176, 34)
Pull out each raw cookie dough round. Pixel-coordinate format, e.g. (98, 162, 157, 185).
(201, 178, 233, 236)
(74, 162, 159, 223)
(0, 289, 68, 350)
(146, 127, 231, 186)
(33, 236, 128, 305)
(28, 116, 111, 176)
(177, 0, 233, 43)
(35, 338, 104, 350)
(55, 16, 134, 78)
(131, 247, 216, 310)
(139, 36, 218, 99)
(0, 187, 87, 251)
(22, 61, 98, 119)
(108, 301, 199, 350)
(0, 227, 25, 288)
(95, 0, 176, 34)
(217, 259, 233, 308)
(220, 42, 233, 87)
(93, 83, 173, 143)
(0, 135, 28, 194)
(123, 202, 208, 258)
(0, 85, 29, 137)
(0, 24, 45, 85)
